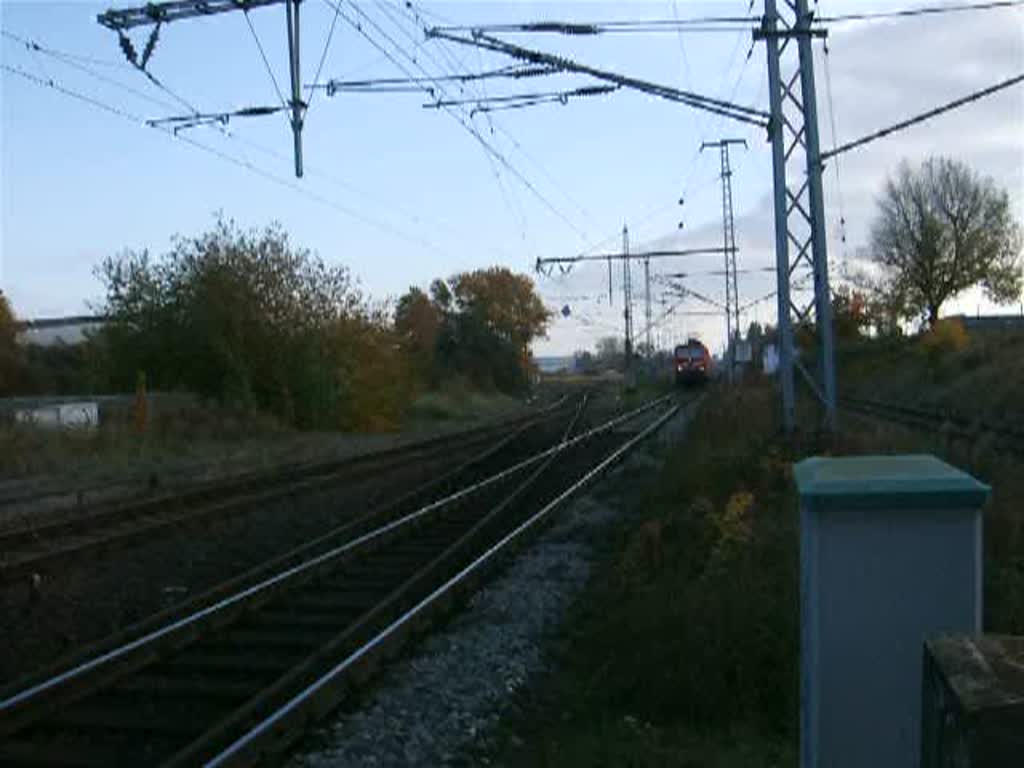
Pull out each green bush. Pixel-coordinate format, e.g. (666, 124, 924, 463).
(93, 217, 409, 430)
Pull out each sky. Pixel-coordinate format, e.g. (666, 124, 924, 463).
(2, 0, 1022, 356)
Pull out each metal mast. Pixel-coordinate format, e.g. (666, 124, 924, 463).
(701, 138, 746, 379)
(284, 0, 304, 178)
(97, 0, 306, 178)
(622, 224, 634, 362)
(643, 256, 652, 355)
(757, 0, 837, 431)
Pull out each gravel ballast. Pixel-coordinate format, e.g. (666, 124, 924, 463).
(286, 403, 694, 767)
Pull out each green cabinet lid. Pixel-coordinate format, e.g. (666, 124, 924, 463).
(794, 454, 990, 511)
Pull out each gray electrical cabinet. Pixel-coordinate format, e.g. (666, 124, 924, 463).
(794, 455, 989, 768)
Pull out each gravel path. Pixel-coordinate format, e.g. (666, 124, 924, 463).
(286, 403, 694, 768)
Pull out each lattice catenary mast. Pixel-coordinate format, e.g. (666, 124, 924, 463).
(701, 138, 746, 377)
(756, 0, 837, 431)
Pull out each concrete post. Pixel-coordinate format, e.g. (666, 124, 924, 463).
(794, 455, 989, 768)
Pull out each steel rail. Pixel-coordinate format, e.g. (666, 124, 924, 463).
(0, 393, 669, 717)
(206, 399, 682, 766)
(0, 403, 550, 703)
(165, 398, 607, 766)
(0, 399, 571, 581)
(0, 395, 568, 513)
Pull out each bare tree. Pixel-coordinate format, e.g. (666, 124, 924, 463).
(868, 157, 1022, 327)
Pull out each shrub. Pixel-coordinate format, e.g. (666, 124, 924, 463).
(921, 317, 969, 357)
(93, 217, 412, 430)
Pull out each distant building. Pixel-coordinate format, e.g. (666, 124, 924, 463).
(15, 315, 106, 347)
(950, 313, 1024, 334)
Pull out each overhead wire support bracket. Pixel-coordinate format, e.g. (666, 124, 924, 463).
(97, 0, 306, 177)
(535, 247, 731, 272)
(317, 65, 560, 97)
(98, 0, 286, 30)
(425, 28, 770, 128)
(424, 85, 619, 115)
(147, 104, 286, 132)
(752, 25, 828, 39)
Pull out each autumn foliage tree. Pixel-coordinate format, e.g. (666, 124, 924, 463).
(395, 267, 550, 393)
(394, 287, 442, 387)
(831, 286, 870, 341)
(0, 292, 23, 396)
(868, 157, 1022, 328)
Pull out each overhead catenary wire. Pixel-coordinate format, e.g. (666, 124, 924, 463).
(820, 34, 850, 272)
(323, 0, 591, 242)
(820, 72, 1024, 161)
(0, 62, 463, 260)
(305, 0, 343, 111)
(412, 2, 601, 227)
(380, 0, 597, 228)
(2, 29, 184, 115)
(7, 25, 519, 260)
(818, 0, 1024, 24)
(430, 0, 1023, 35)
(360, 0, 588, 240)
(379, 0, 544, 253)
(242, 8, 289, 111)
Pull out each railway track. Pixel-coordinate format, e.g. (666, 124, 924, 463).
(0, 393, 679, 766)
(840, 395, 1024, 454)
(0, 399, 572, 584)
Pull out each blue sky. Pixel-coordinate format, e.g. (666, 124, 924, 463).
(2, 1, 1022, 355)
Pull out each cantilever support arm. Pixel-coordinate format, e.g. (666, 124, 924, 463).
(426, 28, 770, 128)
(98, 0, 286, 30)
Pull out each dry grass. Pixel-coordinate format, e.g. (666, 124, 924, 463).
(496, 383, 798, 767)
(841, 330, 1024, 417)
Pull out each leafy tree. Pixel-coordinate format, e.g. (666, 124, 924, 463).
(596, 335, 623, 359)
(0, 292, 23, 395)
(745, 322, 764, 345)
(394, 287, 442, 387)
(94, 216, 391, 429)
(594, 336, 625, 371)
(831, 286, 870, 341)
(574, 349, 596, 374)
(449, 267, 550, 351)
(868, 157, 1022, 327)
(422, 267, 550, 393)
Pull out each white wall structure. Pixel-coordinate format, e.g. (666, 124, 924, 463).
(762, 343, 779, 375)
(794, 455, 989, 768)
(15, 401, 99, 430)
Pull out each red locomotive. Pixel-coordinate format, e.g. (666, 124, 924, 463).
(674, 338, 712, 386)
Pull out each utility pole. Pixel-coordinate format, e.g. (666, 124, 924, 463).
(285, 0, 304, 178)
(701, 138, 746, 382)
(756, 0, 837, 431)
(643, 256, 652, 356)
(97, 0, 306, 178)
(622, 224, 634, 363)
(607, 256, 613, 306)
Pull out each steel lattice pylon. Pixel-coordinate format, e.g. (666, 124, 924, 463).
(622, 224, 634, 360)
(759, 0, 837, 431)
(702, 138, 746, 380)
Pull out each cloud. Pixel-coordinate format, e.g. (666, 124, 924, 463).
(538, 6, 1023, 354)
